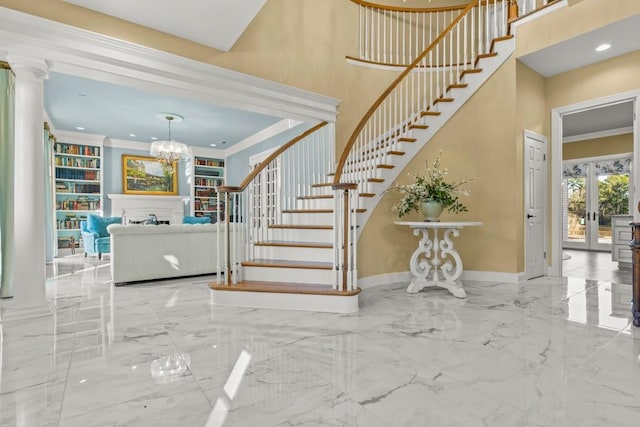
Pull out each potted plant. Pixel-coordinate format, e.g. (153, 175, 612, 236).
(388, 150, 477, 221)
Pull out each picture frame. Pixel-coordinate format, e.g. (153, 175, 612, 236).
(122, 154, 178, 195)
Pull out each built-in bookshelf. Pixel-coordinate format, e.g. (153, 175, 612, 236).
(54, 142, 103, 250)
(191, 156, 224, 222)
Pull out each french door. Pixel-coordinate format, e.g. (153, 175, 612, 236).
(563, 155, 631, 251)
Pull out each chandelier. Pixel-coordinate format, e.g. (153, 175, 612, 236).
(150, 113, 189, 165)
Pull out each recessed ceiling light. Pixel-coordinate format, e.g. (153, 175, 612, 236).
(596, 43, 611, 52)
(129, 133, 136, 137)
(151, 136, 158, 140)
(77, 93, 87, 97)
(75, 126, 85, 131)
(210, 143, 217, 147)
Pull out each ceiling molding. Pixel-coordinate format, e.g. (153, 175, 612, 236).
(563, 126, 633, 143)
(0, 6, 340, 123)
(104, 137, 152, 152)
(55, 129, 105, 146)
(224, 119, 304, 157)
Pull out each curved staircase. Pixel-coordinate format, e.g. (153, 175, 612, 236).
(210, 0, 516, 313)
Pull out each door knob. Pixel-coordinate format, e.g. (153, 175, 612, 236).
(527, 214, 535, 219)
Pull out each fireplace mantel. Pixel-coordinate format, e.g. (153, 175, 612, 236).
(108, 194, 189, 224)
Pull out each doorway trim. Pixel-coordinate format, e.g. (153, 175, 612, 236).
(550, 89, 640, 276)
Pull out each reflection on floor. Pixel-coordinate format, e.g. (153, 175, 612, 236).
(1, 253, 639, 426)
(563, 248, 632, 285)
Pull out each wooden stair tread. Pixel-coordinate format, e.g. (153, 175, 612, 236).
(269, 224, 333, 230)
(298, 195, 333, 200)
(409, 124, 429, 129)
(242, 259, 333, 270)
(210, 280, 360, 296)
(255, 240, 332, 249)
(421, 111, 441, 117)
(447, 83, 468, 90)
(461, 68, 482, 77)
(367, 178, 385, 183)
(434, 97, 454, 103)
(474, 52, 497, 67)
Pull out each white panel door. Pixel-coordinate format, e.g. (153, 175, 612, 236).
(524, 132, 547, 279)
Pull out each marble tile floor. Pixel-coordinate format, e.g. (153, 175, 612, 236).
(0, 253, 639, 426)
(562, 249, 632, 285)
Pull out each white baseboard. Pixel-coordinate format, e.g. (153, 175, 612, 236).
(358, 271, 412, 289)
(358, 269, 526, 289)
(461, 270, 526, 284)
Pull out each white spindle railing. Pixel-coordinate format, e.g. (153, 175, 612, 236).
(354, 0, 466, 66)
(335, 0, 509, 193)
(216, 122, 336, 286)
(516, 0, 553, 17)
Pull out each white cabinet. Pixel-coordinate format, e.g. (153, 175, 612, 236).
(611, 215, 633, 267)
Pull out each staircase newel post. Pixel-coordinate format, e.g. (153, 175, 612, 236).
(332, 183, 358, 292)
(218, 186, 242, 286)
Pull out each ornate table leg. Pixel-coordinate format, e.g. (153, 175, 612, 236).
(407, 228, 433, 294)
(439, 228, 466, 298)
(406, 227, 466, 298)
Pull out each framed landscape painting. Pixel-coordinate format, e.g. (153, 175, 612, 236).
(122, 155, 178, 195)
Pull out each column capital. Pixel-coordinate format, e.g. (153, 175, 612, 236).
(6, 54, 48, 81)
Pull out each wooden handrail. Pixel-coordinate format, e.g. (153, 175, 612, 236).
(351, 0, 467, 13)
(235, 121, 329, 191)
(334, 0, 479, 184)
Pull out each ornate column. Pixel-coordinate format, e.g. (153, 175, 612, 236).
(4, 55, 51, 318)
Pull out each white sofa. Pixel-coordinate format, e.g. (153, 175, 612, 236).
(108, 224, 222, 285)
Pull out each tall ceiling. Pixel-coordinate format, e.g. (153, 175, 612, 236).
(43, 2, 639, 150)
(61, 0, 268, 52)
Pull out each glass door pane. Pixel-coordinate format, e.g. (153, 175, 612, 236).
(565, 176, 587, 246)
(595, 172, 629, 247)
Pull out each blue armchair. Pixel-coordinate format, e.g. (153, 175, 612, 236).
(81, 214, 121, 259)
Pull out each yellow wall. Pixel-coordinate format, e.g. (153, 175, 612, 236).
(358, 57, 519, 276)
(563, 134, 633, 160)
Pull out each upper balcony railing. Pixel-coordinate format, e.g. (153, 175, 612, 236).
(335, 0, 510, 188)
(350, 0, 467, 67)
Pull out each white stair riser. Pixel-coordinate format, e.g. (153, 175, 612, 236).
(282, 212, 333, 225)
(269, 228, 333, 243)
(243, 266, 334, 284)
(211, 290, 358, 314)
(253, 246, 333, 263)
(296, 198, 334, 210)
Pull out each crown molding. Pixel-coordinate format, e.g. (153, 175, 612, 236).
(0, 6, 340, 123)
(54, 129, 105, 146)
(224, 119, 304, 157)
(563, 126, 633, 143)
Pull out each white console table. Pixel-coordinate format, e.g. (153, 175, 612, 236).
(395, 221, 482, 298)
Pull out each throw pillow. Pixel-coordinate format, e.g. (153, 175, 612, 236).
(87, 214, 122, 237)
(182, 216, 211, 224)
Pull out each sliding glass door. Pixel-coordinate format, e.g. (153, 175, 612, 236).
(563, 155, 631, 251)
